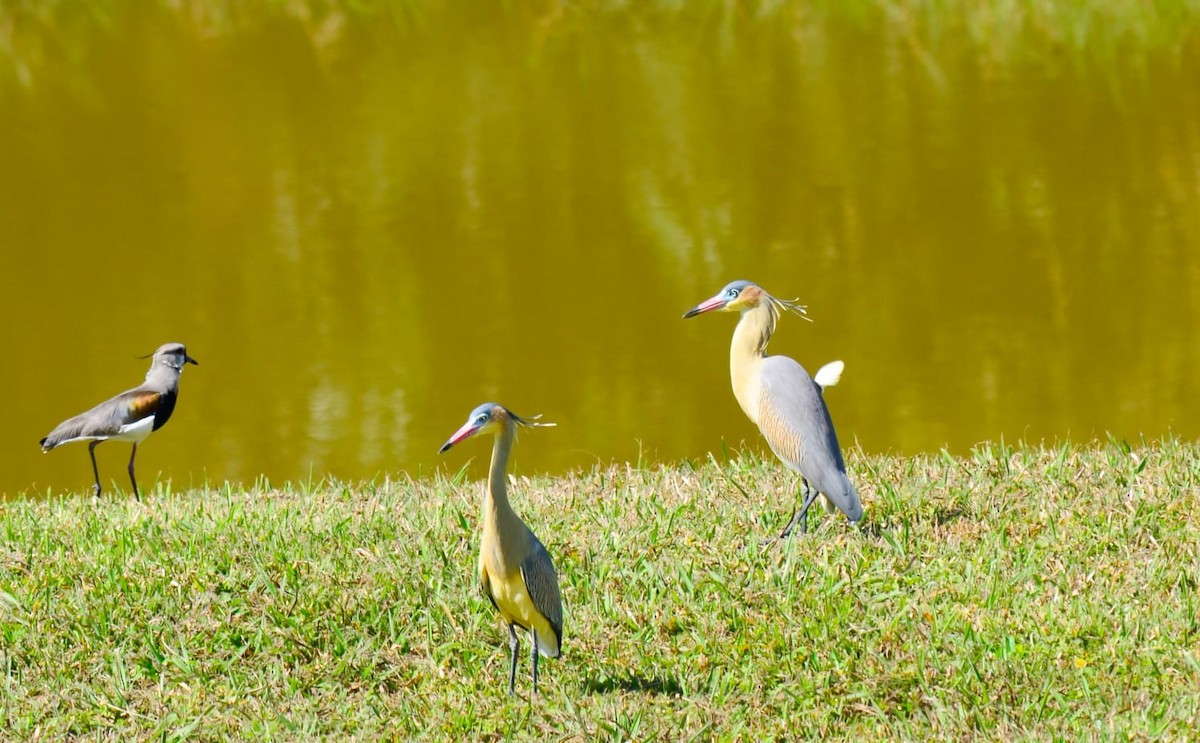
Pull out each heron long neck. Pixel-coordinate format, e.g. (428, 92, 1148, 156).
(485, 424, 519, 527)
(730, 301, 777, 424)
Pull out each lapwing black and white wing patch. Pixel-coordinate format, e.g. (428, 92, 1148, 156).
(40, 388, 171, 450)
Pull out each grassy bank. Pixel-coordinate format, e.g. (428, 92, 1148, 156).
(2, 439, 1199, 738)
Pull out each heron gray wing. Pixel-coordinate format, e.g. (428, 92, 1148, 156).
(520, 539, 563, 648)
(758, 356, 861, 519)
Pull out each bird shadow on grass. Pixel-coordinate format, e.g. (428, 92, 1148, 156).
(583, 673, 683, 696)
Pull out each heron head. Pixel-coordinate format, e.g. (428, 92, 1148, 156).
(439, 403, 555, 453)
(682, 280, 765, 318)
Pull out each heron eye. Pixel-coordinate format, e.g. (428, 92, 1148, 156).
(726, 288, 739, 298)
(475, 414, 488, 424)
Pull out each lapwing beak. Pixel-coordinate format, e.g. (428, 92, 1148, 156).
(185, 355, 199, 366)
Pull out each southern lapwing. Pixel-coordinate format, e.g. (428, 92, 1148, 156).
(40, 342, 198, 499)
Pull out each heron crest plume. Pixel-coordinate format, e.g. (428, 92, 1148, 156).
(511, 413, 556, 429)
(768, 294, 813, 323)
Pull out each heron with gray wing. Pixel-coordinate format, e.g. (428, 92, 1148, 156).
(684, 281, 862, 538)
(40, 342, 198, 500)
(439, 402, 563, 695)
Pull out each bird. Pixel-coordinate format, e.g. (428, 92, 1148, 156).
(40, 342, 198, 500)
(684, 280, 862, 538)
(439, 402, 563, 695)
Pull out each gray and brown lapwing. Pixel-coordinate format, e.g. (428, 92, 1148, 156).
(40, 342, 198, 499)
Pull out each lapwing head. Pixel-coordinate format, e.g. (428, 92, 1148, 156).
(147, 342, 199, 371)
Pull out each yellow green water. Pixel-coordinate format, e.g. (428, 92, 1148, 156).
(3, 4, 1198, 496)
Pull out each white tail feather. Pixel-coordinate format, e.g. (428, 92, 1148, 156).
(814, 360, 845, 391)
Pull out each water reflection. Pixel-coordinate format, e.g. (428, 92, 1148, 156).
(1, 5, 1198, 497)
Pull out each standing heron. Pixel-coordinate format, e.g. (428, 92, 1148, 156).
(40, 342, 198, 500)
(439, 403, 563, 695)
(684, 281, 863, 537)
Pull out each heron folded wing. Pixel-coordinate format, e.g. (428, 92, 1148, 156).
(757, 358, 841, 464)
(758, 359, 843, 471)
(759, 357, 862, 521)
(520, 541, 563, 651)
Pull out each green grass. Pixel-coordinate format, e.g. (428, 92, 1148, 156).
(2, 438, 1199, 738)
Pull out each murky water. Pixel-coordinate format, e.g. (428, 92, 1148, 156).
(3, 5, 1199, 497)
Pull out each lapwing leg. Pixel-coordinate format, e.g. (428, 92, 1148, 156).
(87, 441, 103, 497)
(530, 629, 540, 695)
(779, 478, 821, 539)
(507, 623, 520, 696)
(127, 443, 141, 501)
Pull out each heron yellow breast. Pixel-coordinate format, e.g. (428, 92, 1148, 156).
(731, 358, 763, 425)
(480, 560, 560, 656)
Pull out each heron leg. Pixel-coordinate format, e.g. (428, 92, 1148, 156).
(779, 479, 821, 539)
(127, 443, 141, 501)
(530, 629, 540, 695)
(798, 478, 814, 535)
(507, 623, 520, 696)
(762, 501, 797, 546)
(88, 441, 103, 497)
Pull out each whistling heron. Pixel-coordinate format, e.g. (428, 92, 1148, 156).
(40, 342, 198, 499)
(439, 403, 563, 695)
(684, 280, 863, 537)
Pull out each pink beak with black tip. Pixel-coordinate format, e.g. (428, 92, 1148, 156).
(682, 294, 728, 318)
(439, 421, 482, 453)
